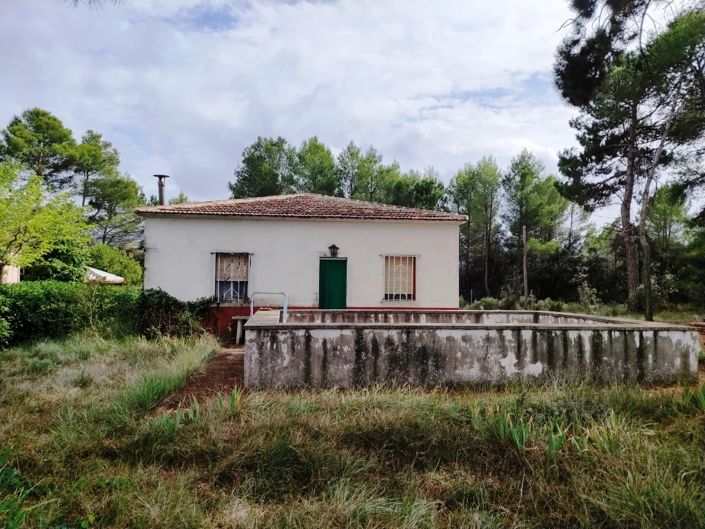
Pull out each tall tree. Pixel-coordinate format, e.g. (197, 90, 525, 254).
(0, 108, 76, 190)
(556, 6, 705, 317)
(69, 130, 120, 206)
(296, 136, 339, 195)
(636, 12, 705, 319)
(88, 244, 143, 285)
(229, 137, 297, 198)
(644, 184, 696, 306)
(503, 150, 569, 298)
(336, 142, 385, 200)
(378, 167, 446, 210)
(581, 220, 628, 302)
(647, 185, 689, 270)
(355, 148, 388, 202)
(448, 157, 502, 297)
(0, 163, 89, 279)
(169, 191, 189, 204)
(85, 174, 143, 245)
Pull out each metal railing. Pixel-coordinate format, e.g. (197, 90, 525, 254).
(249, 291, 289, 321)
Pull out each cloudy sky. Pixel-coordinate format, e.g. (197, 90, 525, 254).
(0, 0, 578, 202)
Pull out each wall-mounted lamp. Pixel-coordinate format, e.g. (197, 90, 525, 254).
(328, 244, 339, 257)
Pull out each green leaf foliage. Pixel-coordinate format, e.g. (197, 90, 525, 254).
(137, 289, 214, 339)
(0, 281, 140, 346)
(88, 244, 143, 286)
(0, 163, 90, 271)
(168, 191, 189, 204)
(296, 136, 340, 195)
(336, 141, 384, 200)
(0, 108, 76, 190)
(377, 167, 446, 210)
(70, 130, 120, 206)
(229, 136, 297, 198)
(229, 137, 446, 210)
(21, 238, 90, 282)
(86, 174, 144, 245)
(503, 150, 569, 252)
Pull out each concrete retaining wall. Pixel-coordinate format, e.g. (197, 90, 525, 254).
(244, 310, 701, 388)
(284, 310, 632, 326)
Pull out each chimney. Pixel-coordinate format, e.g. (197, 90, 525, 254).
(153, 174, 170, 205)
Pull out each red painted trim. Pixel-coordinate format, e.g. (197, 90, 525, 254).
(412, 257, 417, 301)
(339, 306, 460, 311)
(211, 305, 460, 311)
(204, 304, 462, 341)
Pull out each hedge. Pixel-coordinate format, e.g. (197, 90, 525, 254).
(0, 281, 141, 347)
(136, 288, 214, 339)
(0, 282, 215, 348)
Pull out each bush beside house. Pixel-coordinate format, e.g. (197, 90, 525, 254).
(88, 244, 143, 285)
(0, 283, 213, 348)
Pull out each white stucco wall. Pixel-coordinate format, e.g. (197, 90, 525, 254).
(143, 216, 461, 308)
(0, 264, 20, 285)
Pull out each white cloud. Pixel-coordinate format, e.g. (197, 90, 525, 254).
(0, 0, 577, 201)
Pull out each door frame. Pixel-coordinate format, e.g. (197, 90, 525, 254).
(318, 257, 348, 309)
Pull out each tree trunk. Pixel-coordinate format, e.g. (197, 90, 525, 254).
(522, 225, 528, 304)
(622, 113, 640, 312)
(465, 220, 472, 302)
(640, 234, 653, 320)
(483, 225, 490, 297)
(81, 173, 89, 207)
(638, 83, 681, 321)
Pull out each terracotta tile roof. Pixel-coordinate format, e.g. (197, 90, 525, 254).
(136, 193, 467, 222)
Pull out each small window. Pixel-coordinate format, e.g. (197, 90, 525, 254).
(384, 255, 416, 301)
(215, 253, 249, 302)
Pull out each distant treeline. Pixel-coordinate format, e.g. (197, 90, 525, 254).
(227, 135, 705, 310)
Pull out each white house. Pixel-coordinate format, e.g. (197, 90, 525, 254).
(136, 193, 465, 335)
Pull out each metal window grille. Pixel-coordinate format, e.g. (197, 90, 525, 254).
(215, 253, 249, 302)
(384, 255, 416, 301)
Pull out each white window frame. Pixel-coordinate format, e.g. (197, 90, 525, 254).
(383, 255, 417, 302)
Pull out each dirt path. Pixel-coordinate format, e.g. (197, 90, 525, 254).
(163, 347, 244, 408)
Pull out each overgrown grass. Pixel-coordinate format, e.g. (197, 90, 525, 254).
(1, 334, 704, 528)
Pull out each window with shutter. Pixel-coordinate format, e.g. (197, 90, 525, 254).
(215, 253, 249, 302)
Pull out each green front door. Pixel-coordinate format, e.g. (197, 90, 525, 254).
(319, 259, 347, 309)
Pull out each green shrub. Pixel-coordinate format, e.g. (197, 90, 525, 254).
(0, 283, 215, 347)
(21, 238, 90, 282)
(578, 282, 601, 311)
(137, 289, 213, 339)
(469, 297, 502, 310)
(0, 292, 11, 348)
(0, 281, 140, 347)
(88, 244, 143, 286)
(535, 298, 565, 312)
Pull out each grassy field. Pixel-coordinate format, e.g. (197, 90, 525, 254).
(1, 334, 705, 529)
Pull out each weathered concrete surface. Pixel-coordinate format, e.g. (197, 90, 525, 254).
(284, 309, 647, 326)
(244, 310, 701, 389)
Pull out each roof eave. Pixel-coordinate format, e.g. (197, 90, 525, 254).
(136, 211, 467, 223)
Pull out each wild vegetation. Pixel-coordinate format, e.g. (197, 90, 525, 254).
(1, 332, 704, 529)
(0, 282, 213, 348)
